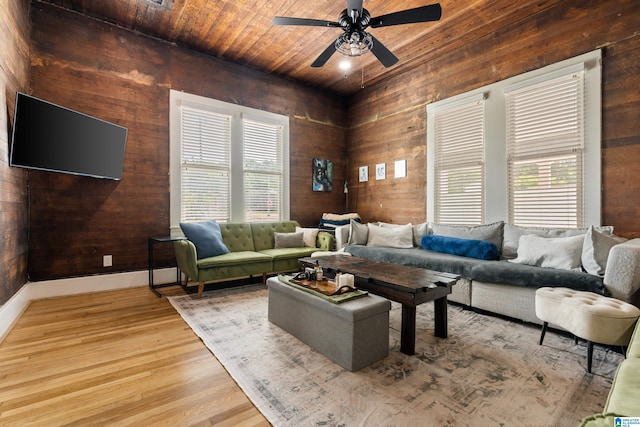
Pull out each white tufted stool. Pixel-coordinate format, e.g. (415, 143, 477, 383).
(535, 287, 640, 373)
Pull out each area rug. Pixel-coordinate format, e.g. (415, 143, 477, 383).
(168, 284, 621, 427)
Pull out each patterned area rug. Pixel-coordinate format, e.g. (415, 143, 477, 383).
(168, 284, 621, 427)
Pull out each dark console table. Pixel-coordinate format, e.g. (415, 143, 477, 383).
(148, 236, 186, 297)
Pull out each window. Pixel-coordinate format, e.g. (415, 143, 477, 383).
(427, 50, 601, 228)
(170, 90, 289, 233)
(180, 107, 231, 222)
(243, 119, 284, 222)
(431, 95, 485, 225)
(506, 70, 584, 227)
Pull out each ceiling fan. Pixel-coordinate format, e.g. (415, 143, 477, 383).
(272, 0, 442, 68)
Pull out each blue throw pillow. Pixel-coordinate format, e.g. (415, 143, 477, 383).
(180, 220, 230, 259)
(421, 234, 499, 260)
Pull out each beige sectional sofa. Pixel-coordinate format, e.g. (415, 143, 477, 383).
(174, 220, 333, 298)
(335, 221, 640, 324)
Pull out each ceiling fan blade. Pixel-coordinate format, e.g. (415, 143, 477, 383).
(272, 17, 341, 27)
(369, 35, 398, 68)
(311, 42, 337, 68)
(369, 4, 442, 28)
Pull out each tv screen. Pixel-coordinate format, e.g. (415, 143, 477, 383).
(10, 92, 128, 180)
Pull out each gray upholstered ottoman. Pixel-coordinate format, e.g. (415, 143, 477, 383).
(266, 277, 391, 371)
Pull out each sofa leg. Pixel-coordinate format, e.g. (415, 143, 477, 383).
(621, 346, 627, 358)
(262, 273, 266, 285)
(539, 322, 548, 345)
(587, 341, 594, 373)
(197, 282, 205, 299)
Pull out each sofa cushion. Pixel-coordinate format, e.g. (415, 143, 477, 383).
(197, 250, 272, 268)
(582, 226, 627, 277)
(261, 247, 319, 272)
(431, 221, 504, 252)
(502, 224, 614, 260)
(180, 220, 230, 259)
(367, 223, 414, 248)
(348, 219, 369, 245)
(260, 247, 317, 260)
(378, 222, 428, 247)
(274, 231, 305, 248)
(251, 221, 299, 251)
(510, 234, 584, 271)
(219, 222, 255, 252)
(604, 358, 640, 416)
(296, 226, 320, 248)
(421, 235, 499, 260)
(627, 323, 640, 360)
(412, 222, 429, 247)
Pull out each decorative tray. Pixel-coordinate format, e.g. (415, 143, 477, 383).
(290, 278, 358, 297)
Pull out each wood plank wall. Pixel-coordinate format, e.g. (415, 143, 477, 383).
(7, 0, 640, 293)
(27, 3, 347, 282)
(0, 0, 30, 305)
(346, 0, 640, 238)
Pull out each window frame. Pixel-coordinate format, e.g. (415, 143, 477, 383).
(426, 49, 601, 227)
(169, 90, 290, 235)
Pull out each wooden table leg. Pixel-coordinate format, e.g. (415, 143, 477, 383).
(434, 296, 448, 338)
(400, 305, 416, 355)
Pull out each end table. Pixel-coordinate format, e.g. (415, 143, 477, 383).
(148, 236, 186, 297)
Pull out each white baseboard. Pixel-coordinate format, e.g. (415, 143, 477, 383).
(0, 268, 179, 342)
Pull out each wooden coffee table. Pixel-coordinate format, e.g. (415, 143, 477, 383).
(299, 255, 460, 355)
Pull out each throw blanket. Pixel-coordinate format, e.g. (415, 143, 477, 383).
(345, 246, 606, 295)
(421, 234, 499, 260)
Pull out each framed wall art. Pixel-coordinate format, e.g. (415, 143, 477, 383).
(312, 158, 333, 192)
(359, 166, 368, 182)
(395, 159, 406, 178)
(376, 163, 386, 180)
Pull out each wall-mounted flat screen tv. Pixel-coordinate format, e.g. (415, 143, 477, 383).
(10, 92, 128, 180)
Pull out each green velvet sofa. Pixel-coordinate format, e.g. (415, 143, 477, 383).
(580, 320, 640, 426)
(174, 221, 334, 298)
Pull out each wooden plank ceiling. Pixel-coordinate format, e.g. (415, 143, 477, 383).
(35, 0, 558, 96)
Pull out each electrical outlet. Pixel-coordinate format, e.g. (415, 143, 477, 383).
(103, 255, 113, 267)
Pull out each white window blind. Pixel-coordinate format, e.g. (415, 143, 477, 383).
(506, 71, 584, 228)
(170, 90, 290, 232)
(433, 99, 485, 225)
(243, 119, 283, 222)
(180, 107, 231, 222)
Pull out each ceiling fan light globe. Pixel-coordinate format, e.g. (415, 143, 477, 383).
(335, 32, 373, 58)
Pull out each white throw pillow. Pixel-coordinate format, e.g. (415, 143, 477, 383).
(509, 234, 584, 271)
(379, 221, 426, 247)
(412, 222, 429, 247)
(367, 223, 414, 249)
(295, 226, 319, 248)
(581, 226, 627, 276)
(502, 224, 614, 260)
(348, 219, 369, 245)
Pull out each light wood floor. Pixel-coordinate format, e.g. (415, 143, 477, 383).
(0, 285, 270, 427)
